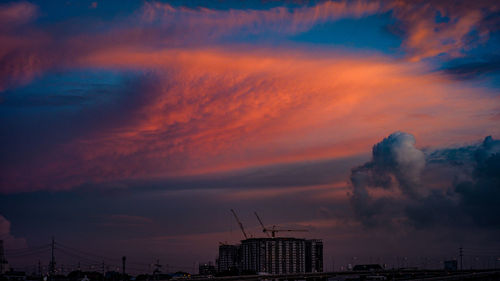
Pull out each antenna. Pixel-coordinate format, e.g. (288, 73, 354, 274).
(459, 246, 463, 271)
(122, 256, 126, 279)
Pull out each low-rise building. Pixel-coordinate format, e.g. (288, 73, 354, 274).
(198, 262, 216, 276)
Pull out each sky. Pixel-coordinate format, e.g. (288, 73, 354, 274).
(1, 0, 500, 275)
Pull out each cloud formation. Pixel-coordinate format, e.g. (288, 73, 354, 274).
(140, 0, 382, 36)
(0, 0, 499, 270)
(0, 0, 499, 91)
(350, 132, 425, 225)
(390, 0, 499, 61)
(350, 133, 500, 229)
(0, 0, 498, 194)
(140, 0, 499, 61)
(0, 1, 37, 26)
(0, 215, 27, 249)
(2, 48, 499, 193)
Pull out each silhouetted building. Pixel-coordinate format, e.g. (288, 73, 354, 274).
(219, 238, 322, 275)
(217, 244, 239, 273)
(198, 262, 216, 276)
(240, 237, 324, 274)
(305, 239, 323, 272)
(3, 270, 26, 281)
(353, 264, 383, 271)
(444, 260, 458, 271)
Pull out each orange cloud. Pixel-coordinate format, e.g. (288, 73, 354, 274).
(141, 0, 381, 35)
(3, 47, 497, 193)
(140, 0, 498, 61)
(0, 1, 38, 26)
(0, 0, 498, 92)
(1, 1, 499, 193)
(221, 184, 344, 201)
(390, 0, 498, 61)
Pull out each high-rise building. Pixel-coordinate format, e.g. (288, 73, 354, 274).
(305, 239, 323, 272)
(219, 238, 323, 275)
(217, 244, 239, 273)
(240, 238, 320, 274)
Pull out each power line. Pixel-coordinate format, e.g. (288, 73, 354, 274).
(55, 242, 120, 262)
(5, 244, 51, 254)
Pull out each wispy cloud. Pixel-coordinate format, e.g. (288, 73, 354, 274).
(2, 48, 499, 193)
(1, 0, 498, 92)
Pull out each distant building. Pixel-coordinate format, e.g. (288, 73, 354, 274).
(218, 237, 323, 275)
(0, 240, 9, 274)
(240, 237, 305, 274)
(353, 264, 383, 271)
(3, 270, 26, 281)
(198, 262, 216, 276)
(444, 260, 458, 271)
(239, 237, 322, 275)
(305, 239, 323, 272)
(217, 244, 239, 273)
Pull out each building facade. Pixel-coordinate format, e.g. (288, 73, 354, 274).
(240, 238, 318, 274)
(199, 262, 216, 276)
(305, 239, 323, 272)
(217, 244, 239, 273)
(219, 238, 323, 275)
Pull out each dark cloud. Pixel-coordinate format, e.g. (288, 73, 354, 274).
(2, 94, 90, 107)
(350, 132, 500, 229)
(0, 71, 163, 192)
(454, 136, 500, 227)
(0, 215, 27, 249)
(0, 154, 357, 268)
(441, 56, 500, 81)
(0, 154, 359, 236)
(350, 132, 426, 226)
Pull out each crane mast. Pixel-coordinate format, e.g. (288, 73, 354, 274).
(254, 212, 271, 238)
(230, 209, 248, 239)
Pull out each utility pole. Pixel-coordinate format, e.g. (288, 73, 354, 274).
(122, 256, 126, 280)
(0, 240, 7, 275)
(459, 246, 463, 271)
(38, 260, 42, 277)
(50, 237, 56, 279)
(154, 259, 161, 280)
(102, 261, 105, 276)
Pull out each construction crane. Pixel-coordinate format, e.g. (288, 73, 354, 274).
(230, 209, 248, 239)
(254, 212, 271, 238)
(254, 211, 308, 238)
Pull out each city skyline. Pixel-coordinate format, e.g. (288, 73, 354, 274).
(1, 0, 499, 276)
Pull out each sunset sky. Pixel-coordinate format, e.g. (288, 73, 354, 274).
(1, 0, 500, 274)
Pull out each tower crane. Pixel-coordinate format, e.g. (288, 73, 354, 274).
(230, 209, 248, 239)
(254, 212, 271, 238)
(254, 211, 308, 238)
